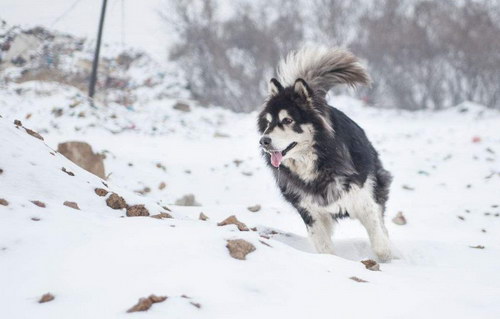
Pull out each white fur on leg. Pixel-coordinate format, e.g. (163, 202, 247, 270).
(356, 206, 392, 262)
(307, 213, 335, 254)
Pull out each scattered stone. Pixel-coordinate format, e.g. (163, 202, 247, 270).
(199, 212, 209, 221)
(126, 205, 150, 217)
(58, 141, 106, 179)
(31, 200, 46, 208)
(402, 185, 415, 191)
(127, 295, 167, 313)
(260, 235, 270, 240)
(173, 101, 191, 112)
(469, 245, 485, 249)
(63, 201, 80, 210)
(247, 204, 261, 212)
(392, 211, 406, 225)
(190, 302, 201, 309)
(233, 159, 243, 167)
(0, 199, 8, 206)
(241, 171, 253, 176)
(361, 259, 380, 271)
(162, 205, 172, 212)
(481, 229, 487, 233)
(226, 239, 256, 260)
(25, 128, 44, 140)
(175, 194, 200, 206)
(61, 167, 75, 176)
(350, 276, 368, 283)
(94, 188, 108, 196)
(14, 119, 22, 126)
(158, 182, 166, 190)
(457, 215, 465, 221)
(218, 215, 249, 231)
(259, 240, 272, 247)
(0, 168, 3, 174)
(106, 193, 127, 209)
(251, 227, 257, 231)
(136, 186, 151, 195)
(213, 132, 230, 138)
(39, 293, 55, 303)
(151, 212, 172, 219)
(102, 181, 108, 188)
(31, 217, 40, 221)
(156, 163, 166, 171)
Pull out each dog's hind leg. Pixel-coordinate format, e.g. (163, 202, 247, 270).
(298, 207, 335, 254)
(356, 202, 392, 262)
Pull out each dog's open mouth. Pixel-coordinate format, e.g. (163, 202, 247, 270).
(269, 142, 297, 168)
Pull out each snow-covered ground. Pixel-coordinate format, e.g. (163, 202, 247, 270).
(1, 78, 500, 318)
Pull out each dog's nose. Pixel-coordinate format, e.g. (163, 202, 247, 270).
(260, 136, 271, 147)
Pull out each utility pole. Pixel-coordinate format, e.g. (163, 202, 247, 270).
(88, 0, 108, 100)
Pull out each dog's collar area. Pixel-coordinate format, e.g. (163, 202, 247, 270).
(282, 142, 297, 157)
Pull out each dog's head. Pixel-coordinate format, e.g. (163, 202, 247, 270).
(257, 78, 333, 168)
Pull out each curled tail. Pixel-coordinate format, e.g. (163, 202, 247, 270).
(276, 47, 371, 98)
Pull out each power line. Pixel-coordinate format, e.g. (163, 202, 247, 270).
(50, 0, 84, 27)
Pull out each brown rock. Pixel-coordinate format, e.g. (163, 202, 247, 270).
(63, 201, 80, 210)
(31, 200, 46, 208)
(126, 205, 150, 217)
(14, 119, 22, 126)
(25, 128, 44, 141)
(173, 101, 191, 112)
(0, 199, 8, 206)
(150, 212, 172, 219)
(106, 193, 127, 209)
(175, 194, 200, 206)
(392, 211, 407, 225)
(127, 295, 167, 313)
(61, 167, 75, 176)
(39, 293, 55, 303)
(361, 259, 380, 271)
(247, 204, 261, 212)
(94, 188, 108, 196)
(218, 215, 249, 231)
(199, 212, 209, 221)
(226, 239, 256, 260)
(158, 182, 166, 190)
(350, 276, 368, 283)
(57, 141, 105, 179)
(469, 245, 485, 249)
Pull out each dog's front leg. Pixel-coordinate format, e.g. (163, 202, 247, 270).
(297, 207, 335, 254)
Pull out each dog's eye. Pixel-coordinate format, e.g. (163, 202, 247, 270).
(282, 118, 293, 125)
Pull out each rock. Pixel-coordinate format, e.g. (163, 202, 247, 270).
(94, 188, 108, 197)
(158, 182, 166, 190)
(214, 132, 230, 138)
(14, 119, 22, 126)
(126, 205, 149, 217)
(469, 245, 485, 249)
(57, 141, 105, 179)
(31, 200, 46, 208)
(25, 128, 44, 140)
(39, 293, 55, 303)
(150, 212, 172, 219)
(106, 193, 127, 210)
(0, 199, 8, 206)
(31, 217, 40, 221)
(349, 276, 368, 283)
(402, 185, 415, 191)
(247, 204, 261, 212)
(199, 212, 209, 221)
(218, 215, 249, 231)
(63, 201, 80, 210)
(190, 302, 201, 309)
(173, 101, 191, 112)
(61, 167, 75, 176)
(127, 295, 167, 313)
(0, 168, 3, 174)
(226, 239, 256, 260)
(361, 259, 380, 271)
(392, 211, 407, 225)
(175, 194, 200, 206)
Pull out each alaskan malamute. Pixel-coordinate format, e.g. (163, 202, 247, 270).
(258, 47, 392, 261)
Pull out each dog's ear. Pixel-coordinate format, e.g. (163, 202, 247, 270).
(294, 78, 313, 101)
(269, 78, 284, 96)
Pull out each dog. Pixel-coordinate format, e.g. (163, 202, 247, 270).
(258, 47, 393, 261)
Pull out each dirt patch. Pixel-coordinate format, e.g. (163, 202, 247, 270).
(151, 212, 172, 219)
(25, 128, 44, 141)
(61, 167, 75, 176)
(199, 212, 209, 221)
(361, 259, 380, 271)
(226, 239, 256, 260)
(94, 188, 108, 196)
(63, 201, 80, 210)
(392, 211, 407, 225)
(349, 276, 368, 283)
(127, 295, 167, 313)
(247, 204, 261, 212)
(31, 200, 46, 208)
(39, 293, 55, 303)
(0, 199, 8, 206)
(218, 215, 249, 231)
(106, 193, 127, 209)
(126, 205, 150, 217)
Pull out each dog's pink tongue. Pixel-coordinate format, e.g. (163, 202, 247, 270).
(270, 151, 283, 168)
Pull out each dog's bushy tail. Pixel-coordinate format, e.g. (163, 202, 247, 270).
(277, 47, 371, 98)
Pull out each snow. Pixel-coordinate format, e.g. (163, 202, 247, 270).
(1, 80, 500, 318)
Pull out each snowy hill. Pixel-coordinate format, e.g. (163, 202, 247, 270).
(2, 88, 500, 317)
